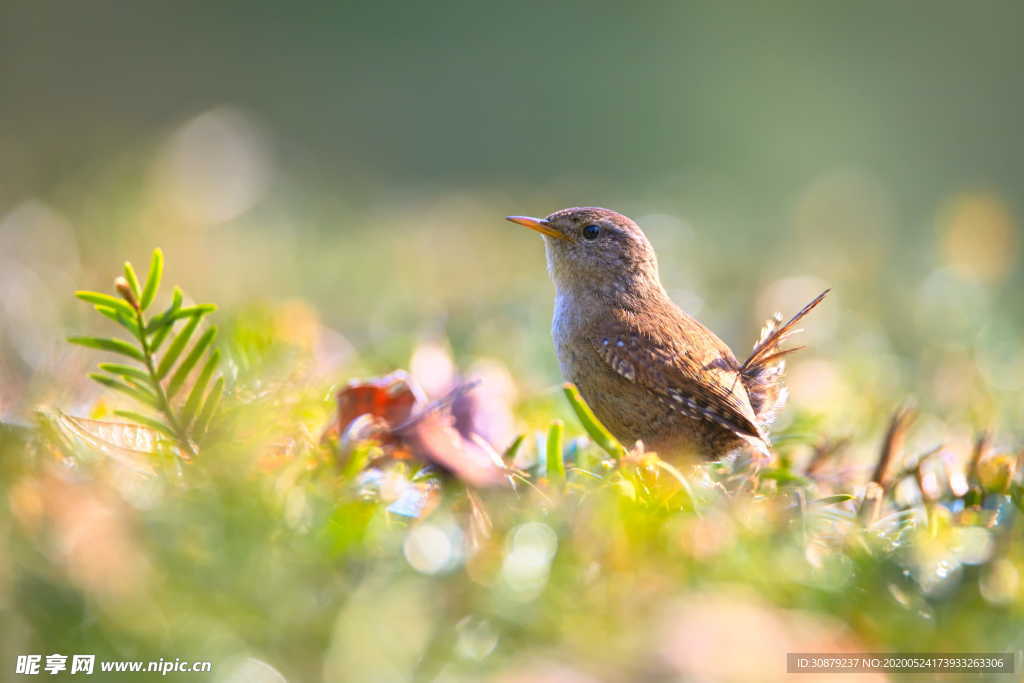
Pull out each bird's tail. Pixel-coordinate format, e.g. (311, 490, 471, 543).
(740, 289, 830, 428)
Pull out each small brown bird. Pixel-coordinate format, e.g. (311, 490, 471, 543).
(507, 207, 828, 460)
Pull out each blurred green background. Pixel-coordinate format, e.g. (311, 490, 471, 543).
(3, 1, 1022, 441)
(2, 3, 1024, 680)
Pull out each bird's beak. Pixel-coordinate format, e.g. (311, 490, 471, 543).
(505, 216, 571, 241)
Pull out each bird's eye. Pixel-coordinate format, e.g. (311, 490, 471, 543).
(582, 224, 601, 240)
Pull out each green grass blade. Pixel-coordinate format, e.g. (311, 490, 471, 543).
(166, 327, 217, 399)
(650, 458, 697, 508)
(503, 434, 525, 462)
(123, 261, 142, 299)
(75, 291, 135, 318)
(180, 350, 219, 429)
(89, 373, 160, 409)
(562, 383, 625, 458)
(546, 420, 566, 484)
(760, 468, 812, 487)
(193, 376, 223, 439)
(68, 336, 145, 363)
(156, 314, 201, 380)
(340, 441, 374, 480)
(112, 410, 178, 440)
(815, 494, 856, 506)
(139, 248, 163, 310)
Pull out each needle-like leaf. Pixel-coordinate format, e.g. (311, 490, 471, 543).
(89, 373, 160, 408)
(139, 248, 163, 310)
(148, 302, 216, 335)
(148, 286, 184, 353)
(112, 410, 179, 440)
(156, 314, 201, 380)
(149, 305, 215, 354)
(93, 305, 141, 337)
(98, 362, 153, 385)
(180, 349, 219, 429)
(167, 327, 217, 399)
(149, 321, 174, 356)
(75, 291, 135, 318)
(170, 304, 217, 321)
(193, 377, 223, 439)
(147, 286, 184, 332)
(123, 261, 142, 300)
(69, 336, 145, 363)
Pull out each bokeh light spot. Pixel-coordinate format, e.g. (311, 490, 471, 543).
(403, 523, 456, 575)
(156, 107, 272, 227)
(940, 192, 1018, 284)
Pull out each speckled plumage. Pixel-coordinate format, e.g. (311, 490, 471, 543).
(507, 207, 828, 461)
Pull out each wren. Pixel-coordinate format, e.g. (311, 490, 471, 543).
(507, 207, 828, 460)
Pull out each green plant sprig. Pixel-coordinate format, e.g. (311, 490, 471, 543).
(69, 248, 222, 459)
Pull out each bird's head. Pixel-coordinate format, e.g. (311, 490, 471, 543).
(506, 207, 660, 296)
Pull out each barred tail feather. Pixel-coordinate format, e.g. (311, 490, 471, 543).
(740, 289, 829, 427)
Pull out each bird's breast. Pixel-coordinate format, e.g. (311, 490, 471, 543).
(550, 290, 612, 391)
(551, 292, 579, 379)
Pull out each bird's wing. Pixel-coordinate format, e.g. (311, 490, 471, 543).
(589, 323, 765, 444)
